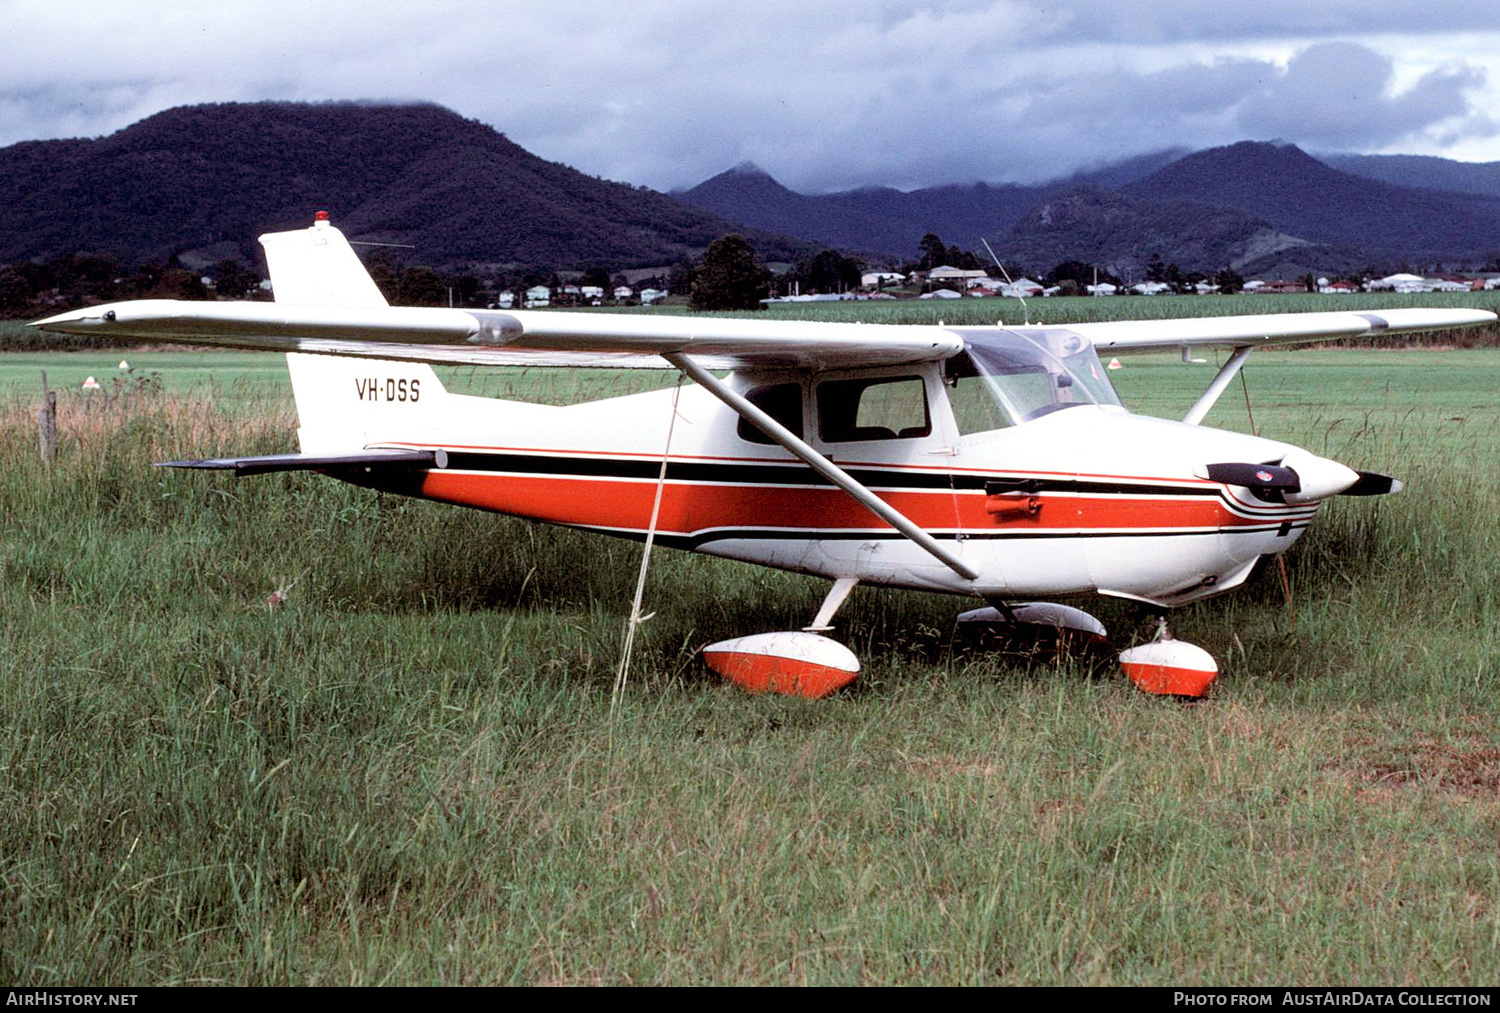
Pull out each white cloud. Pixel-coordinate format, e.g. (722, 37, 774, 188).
(1235, 41, 1495, 150)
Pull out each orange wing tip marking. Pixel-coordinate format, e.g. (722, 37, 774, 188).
(703, 632, 859, 699)
(1119, 641, 1219, 697)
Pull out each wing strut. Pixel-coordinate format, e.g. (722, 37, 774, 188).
(665, 353, 979, 581)
(1182, 345, 1254, 426)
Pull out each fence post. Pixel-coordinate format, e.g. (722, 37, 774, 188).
(38, 370, 56, 463)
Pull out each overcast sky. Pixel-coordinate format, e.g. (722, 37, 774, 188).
(6, 1, 1500, 193)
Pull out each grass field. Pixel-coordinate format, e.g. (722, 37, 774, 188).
(5, 307, 1500, 985)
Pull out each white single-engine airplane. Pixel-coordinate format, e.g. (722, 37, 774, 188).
(34, 213, 1498, 697)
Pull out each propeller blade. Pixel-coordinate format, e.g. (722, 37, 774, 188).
(1341, 470, 1404, 496)
(1203, 462, 1299, 492)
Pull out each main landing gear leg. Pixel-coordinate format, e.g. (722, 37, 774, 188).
(804, 577, 860, 633)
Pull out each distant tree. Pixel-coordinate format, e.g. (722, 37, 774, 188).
(804, 249, 864, 293)
(0, 267, 33, 316)
(944, 244, 981, 271)
(579, 265, 612, 291)
(1045, 260, 1120, 289)
(128, 262, 163, 299)
(213, 259, 249, 299)
(48, 253, 119, 304)
(452, 274, 483, 307)
(1145, 252, 1167, 284)
(363, 248, 399, 301)
(691, 235, 769, 311)
(515, 266, 558, 291)
(667, 257, 698, 298)
(172, 270, 211, 301)
(9, 261, 51, 297)
(396, 266, 447, 306)
(0, 260, 56, 314)
(1214, 268, 1245, 294)
(917, 232, 947, 271)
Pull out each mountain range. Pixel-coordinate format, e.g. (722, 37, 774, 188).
(3, 100, 1500, 280)
(676, 143, 1500, 277)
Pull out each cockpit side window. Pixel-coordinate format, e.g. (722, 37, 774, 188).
(944, 362, 1014, 435)
(942, 328, 1122, 433)
(737, 382, 804, 444)
(817, 375, 931, 442)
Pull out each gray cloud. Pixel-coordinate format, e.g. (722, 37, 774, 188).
(1, 2, 1498, 192)
(1010, 0, 1500, 45)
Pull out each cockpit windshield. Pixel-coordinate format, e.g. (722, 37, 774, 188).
(943, 327, 1122, 433)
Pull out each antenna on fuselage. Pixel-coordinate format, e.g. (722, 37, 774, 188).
(981, 238, 1029, 325)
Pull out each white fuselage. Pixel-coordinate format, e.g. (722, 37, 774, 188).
(356, 362, 1317, 608)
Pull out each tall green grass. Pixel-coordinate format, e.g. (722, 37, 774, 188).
(2, 351, 1499, 984)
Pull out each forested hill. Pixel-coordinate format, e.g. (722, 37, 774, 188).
(676, 163, 1045, 256)
(1122, 142, 1500, 264)
(677, 142, 1500, 275)
(1321, 152, 1500, 201)
(0, 102, 812, 269)
(997, 185, 1310, 279)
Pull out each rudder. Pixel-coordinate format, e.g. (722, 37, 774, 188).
(262, 212, 449, 454)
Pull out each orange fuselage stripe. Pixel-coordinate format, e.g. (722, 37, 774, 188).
(417, 470, 1302, 535)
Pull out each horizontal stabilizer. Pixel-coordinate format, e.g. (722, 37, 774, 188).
(157, 449, 437, 477)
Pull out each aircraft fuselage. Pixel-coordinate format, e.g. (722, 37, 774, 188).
(347, 364, 1316, 608)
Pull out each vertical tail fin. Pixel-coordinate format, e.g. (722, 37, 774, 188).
(262, 212, 449, 454)
(261, 211, 389, 309)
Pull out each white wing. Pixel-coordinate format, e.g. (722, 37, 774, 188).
(1065, 308, 1496, 352)
(31, 215, 1494, 365)
(34, 298, 962, 370)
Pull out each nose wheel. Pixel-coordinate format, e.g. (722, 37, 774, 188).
(1118, 617, 1219, 697)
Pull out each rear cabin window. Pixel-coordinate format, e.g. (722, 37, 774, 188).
(737, 383, 804, 444)
(817, 375, 931, 442)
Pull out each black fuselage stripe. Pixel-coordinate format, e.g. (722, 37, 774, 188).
(583, 523, 1311, 551)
